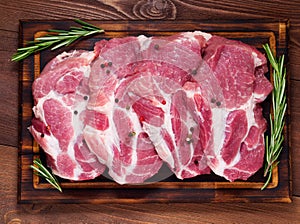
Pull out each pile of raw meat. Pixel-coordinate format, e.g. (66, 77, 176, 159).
(29, 31, 273, 184)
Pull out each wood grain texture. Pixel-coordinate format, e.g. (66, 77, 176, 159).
(1, 145, 300, 223)
(290, 80, 300, 197)
(1, 146, 300, 224)
(0, 0, 300, 222)
(17, 20, 290, 204)
(0, 31, 19, 147)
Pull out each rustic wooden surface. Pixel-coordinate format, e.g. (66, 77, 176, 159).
(18, 20, 290, 204)
(1, 0, 300, 223)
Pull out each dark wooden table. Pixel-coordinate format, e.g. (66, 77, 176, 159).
(1, 0, 300, 223)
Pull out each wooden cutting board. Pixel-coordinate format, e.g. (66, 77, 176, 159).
(18, 19, 291, 203)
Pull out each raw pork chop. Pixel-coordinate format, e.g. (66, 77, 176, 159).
(84, 37, 164, 184)
(131, 79, 212, 179)
(29, 50, 106, 180)
(85, 32, 216, 181)
(30, 31, 273, 184)
(202, 36, 273, 181)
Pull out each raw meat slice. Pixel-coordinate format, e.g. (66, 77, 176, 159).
(29, 50, 106, 180)
(84, 38, 164, 184)
(127, 33, 215, 179)
(30, 31, 273, 184)
(203, 36, 271, 108)
(222, 106, 267, 180)
(203, 36, 273, 181)
(131, 80, 212, 178)
(85, 32, 215, 181)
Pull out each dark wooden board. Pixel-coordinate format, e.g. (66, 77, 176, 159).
(18, 19, 291, 203)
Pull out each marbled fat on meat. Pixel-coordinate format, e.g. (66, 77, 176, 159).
(84, 32, 214, 182)
(29, 50, 106, 180)
(203, 36, 273, 181)
(30, 31, 273, 184)
(84, 37, 165, 184)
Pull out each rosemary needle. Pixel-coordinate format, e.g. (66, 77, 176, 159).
(30, 158, 62, 192)
(261, 44, 287, 190)
(12, 19, 104, 62)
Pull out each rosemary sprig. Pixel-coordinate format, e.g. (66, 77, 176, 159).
(261, 44, 287, 190)
(12, 19, 104, 61)
(30, 158, 62, 192)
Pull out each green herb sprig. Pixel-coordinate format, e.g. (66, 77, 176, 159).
(30, 158, 62, 192)
(261, 44, 287, 190)
(12, 19, 104, 62)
